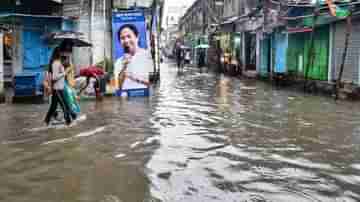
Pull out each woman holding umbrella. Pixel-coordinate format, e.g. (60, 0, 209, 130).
(44, 47, 76, 126)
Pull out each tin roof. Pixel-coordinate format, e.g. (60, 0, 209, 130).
(0, 13, 72, 20)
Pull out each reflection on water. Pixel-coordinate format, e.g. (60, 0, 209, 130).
(148, 64, 360, 202)
(0, 62, 360, 202)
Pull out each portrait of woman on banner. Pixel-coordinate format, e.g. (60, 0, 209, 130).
(114, 23, 153, 91)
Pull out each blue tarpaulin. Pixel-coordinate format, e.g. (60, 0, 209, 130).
(273, 31, 288, 73)
(0, 14, 68, 72)
(1, 14, 74, 97)
(22, 17, 62, 72)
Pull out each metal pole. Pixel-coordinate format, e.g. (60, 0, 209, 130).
(103, 0, 107, 71)
(0, 31, 4, 102)
(304, 8, 319, 91)
(90, 0, 95, 65)
(335, 14, 352, 100)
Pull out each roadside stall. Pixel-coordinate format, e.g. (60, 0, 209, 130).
(0, 14, 64, 99)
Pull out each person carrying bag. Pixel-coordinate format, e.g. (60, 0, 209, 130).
(44, 47, 76, 126)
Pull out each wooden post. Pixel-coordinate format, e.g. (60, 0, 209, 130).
(335, 15, 352, 100)
(304, 12, 319, 91)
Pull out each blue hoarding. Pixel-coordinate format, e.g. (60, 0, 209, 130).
(112, 11, 148, 60)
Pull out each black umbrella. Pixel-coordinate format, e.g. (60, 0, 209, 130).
(46, 31, 92, 47)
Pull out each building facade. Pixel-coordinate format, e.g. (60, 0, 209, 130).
(178, 0, 223, 65)
(62, 0, 112, 70)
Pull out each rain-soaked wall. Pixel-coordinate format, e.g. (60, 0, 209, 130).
(63, 0, 92, 70)
(63, 0, 112, 71)
(91, 0, 112, 65)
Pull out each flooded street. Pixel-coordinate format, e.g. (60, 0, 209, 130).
(1, 61, 360, 202)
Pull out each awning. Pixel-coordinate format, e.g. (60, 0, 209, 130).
(221, 16, 240, 25)
(0, 13, 71, 20)
(195, 44, 209, 49)
(287, 27, 313, 33)
(45, 31, 92, 47)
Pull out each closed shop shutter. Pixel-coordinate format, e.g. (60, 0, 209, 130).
(332, 20, 360, 84)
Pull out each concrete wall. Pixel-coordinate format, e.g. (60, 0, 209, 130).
(223, 0, 240, 19)
(63, 0, 112, 71)
(63, 0, 92, 70)
(91, 0, 112, 65)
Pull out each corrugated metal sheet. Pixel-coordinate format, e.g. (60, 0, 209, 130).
(260, 37, 270, 76)
(304, 25, 329, 80)
(287, 32, 304, 74)
(332, 20, 360, 84)
(63, 0, 90, 17)
(21, 18, 62, 72)
(273, 31, 288, 73)
(286, 25, 329, 80)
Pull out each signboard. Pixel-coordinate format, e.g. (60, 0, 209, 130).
(112, 11, 148, 60)
(111, 11, 152, 97)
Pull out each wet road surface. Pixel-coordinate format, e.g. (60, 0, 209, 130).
(0, 60, 360, 202)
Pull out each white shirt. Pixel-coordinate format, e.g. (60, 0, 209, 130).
(185, 52, 190, 60)
(52, 60, 65, 90)
(114, 49, 153, 90)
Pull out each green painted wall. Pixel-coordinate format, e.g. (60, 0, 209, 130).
(287, 25, 329, 80)
(260, 37, 270, 77)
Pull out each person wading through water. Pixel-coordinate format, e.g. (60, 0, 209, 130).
(77, 66, 105, 100)
(174, 41, 184, 70)
(44, 47, 76, 126)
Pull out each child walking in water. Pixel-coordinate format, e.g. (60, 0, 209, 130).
(77, 66, 105, 100)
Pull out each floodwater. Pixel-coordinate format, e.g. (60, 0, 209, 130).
(0, 61, 360, 202)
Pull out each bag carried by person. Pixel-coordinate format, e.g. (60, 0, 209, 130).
(43, 71, 53, 97)
(63, 81, 81, 114)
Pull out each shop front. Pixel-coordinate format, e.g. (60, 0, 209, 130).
(259, 34, 271, 78)
(218, 32, 242, 75)
(0, 14, 73, 98)
(287, 25, 330, 81)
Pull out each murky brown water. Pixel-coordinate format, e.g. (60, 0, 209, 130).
(0, 61, 360, 202)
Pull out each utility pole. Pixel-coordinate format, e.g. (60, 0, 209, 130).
(89, 0, 94, 65)
(335, 12, 352, 100)
(0, 30, 4, 103)
(202, 0, 206, 35)
(304, 5, 320, 92)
